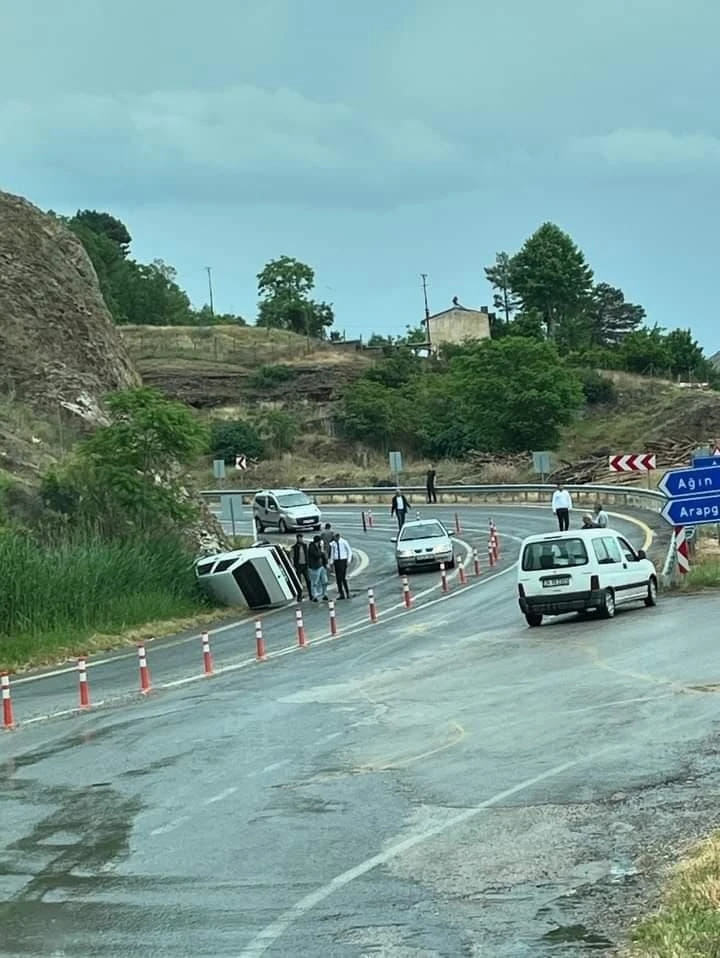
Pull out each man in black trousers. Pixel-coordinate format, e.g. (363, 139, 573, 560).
(330, 532, 352, 599)
(290, 533, 312, 600)
(426, 464, 437, 504)
(390, 488, 411, 530)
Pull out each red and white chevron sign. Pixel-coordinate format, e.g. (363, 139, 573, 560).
(674, 525, 690, 575)
(608, 453, 656, 472)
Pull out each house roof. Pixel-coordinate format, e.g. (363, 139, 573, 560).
(427, 305, 489, 321)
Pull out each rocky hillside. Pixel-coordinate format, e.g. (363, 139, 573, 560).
(0, 190, 141, 481)
(119, 324, 373, 410)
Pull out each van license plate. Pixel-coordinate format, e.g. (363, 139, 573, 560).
(543, 576, 570, 587)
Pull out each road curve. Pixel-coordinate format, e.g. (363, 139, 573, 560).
(4, 504, 718, 956)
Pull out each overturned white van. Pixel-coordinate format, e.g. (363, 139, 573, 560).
(195, 543, 301, 610)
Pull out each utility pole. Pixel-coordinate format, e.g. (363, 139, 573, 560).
(420, 273, 431, 347)
(205, 266, 214, 317)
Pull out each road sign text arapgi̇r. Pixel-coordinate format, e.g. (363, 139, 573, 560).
(661, 494, 720, 526)
(658, 466, 720, 498)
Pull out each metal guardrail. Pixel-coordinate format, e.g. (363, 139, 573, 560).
(200, 483, 667, 510)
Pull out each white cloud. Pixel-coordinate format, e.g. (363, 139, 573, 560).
(569, 129, 720, 168)
(0, 85, 471, 209)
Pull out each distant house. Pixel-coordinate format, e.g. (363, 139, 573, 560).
(424, 300, 493, 354)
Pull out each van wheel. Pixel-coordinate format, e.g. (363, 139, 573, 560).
(599, 589, 616, 619)
(255, 518, 264, 533)
(644, 577, 658, 607)
(397, 566, 406, 576)
(446, 557, 456, 570)
(278, 519, 288, 534)
(525, 612, 543, 628)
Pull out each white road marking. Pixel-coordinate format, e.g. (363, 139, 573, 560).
(150, 815, 190, 836)
(236, 746, 616, 957)
(261, 760, 291, 774)
(315, 731, 342, 744)
(203, 786, 238, 805)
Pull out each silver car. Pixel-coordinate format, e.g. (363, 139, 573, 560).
(395, 518, 456, 575)
(252, 488, 322, 534)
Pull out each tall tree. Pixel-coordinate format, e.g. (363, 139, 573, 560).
(116, 259, 195, 326)
(256, 255, 334, 337)
(484, 251, 521, 325)
(508, 223, 594, 339)
(445, 337, 584, 452)
(589, 283, 645, 347)
(72, 210, 132, 251)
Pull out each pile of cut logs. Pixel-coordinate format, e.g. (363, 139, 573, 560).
(466, 437, 710, 486)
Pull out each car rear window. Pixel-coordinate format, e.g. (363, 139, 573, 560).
(522, 538, 589, 571)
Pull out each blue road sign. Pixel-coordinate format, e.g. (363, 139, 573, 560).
(658, 466, 720, 498)
(691, 455, 720, 468)
(661, 494, 720, 526)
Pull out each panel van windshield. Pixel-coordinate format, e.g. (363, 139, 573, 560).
(522, 538, 589, 571)
(277, 493, 312, 508)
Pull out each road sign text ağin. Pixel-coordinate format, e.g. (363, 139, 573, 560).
(658, 466, 720, 498)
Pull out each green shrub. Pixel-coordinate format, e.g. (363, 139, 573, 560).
(0, 531, 210, 669)
(249, 364, 296, 389)
(209, 419, 265, 463)
(571, 367, 618, 405)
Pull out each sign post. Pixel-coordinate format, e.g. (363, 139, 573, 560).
(659, 452, 720, 577)
(609, 453, 656, 489)
(389, 450, 403, 486)
(213, 459, 226, 487)
(532, 451, 551, 482)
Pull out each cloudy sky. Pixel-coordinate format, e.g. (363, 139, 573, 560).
(2, 0, 719, 351)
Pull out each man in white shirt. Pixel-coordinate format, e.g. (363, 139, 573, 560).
(329, 533, 352, 599)
(551, 483, 572, 530)
(593, 503, 609, 528)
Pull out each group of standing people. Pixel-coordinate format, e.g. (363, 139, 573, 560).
(290, 524, 352, 602)
(551, 483, 608, 531)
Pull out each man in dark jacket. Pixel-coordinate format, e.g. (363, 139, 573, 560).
(291, 533, 312, 600)
(307, 535, 329, 602)
(426, 464, 437, 504)
(390, 488, 411, 530)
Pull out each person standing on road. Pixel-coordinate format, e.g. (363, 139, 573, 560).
(593, 503, 609, 528)
(321, 522, 335, 580)
(551, 483, 572, 531)
(330, 532, 352, 599)
(426, 465, 438, 504)
(291, 533, 312, 600)
(308, 534, 329, 602)
(391, 488, 411, 530)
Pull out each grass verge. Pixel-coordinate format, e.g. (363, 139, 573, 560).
(678, 532, 720, 591)
(625, 833, 720, 957)
(0, 530, 236, 672)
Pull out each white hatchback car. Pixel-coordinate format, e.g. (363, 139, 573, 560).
(517, 528, 658, 628)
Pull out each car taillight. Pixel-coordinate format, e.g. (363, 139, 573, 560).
(590, 575, 599, 590)
(518, 584, 525, 597)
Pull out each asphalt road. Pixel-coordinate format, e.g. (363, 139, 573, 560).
(3, 504, 719, 956)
